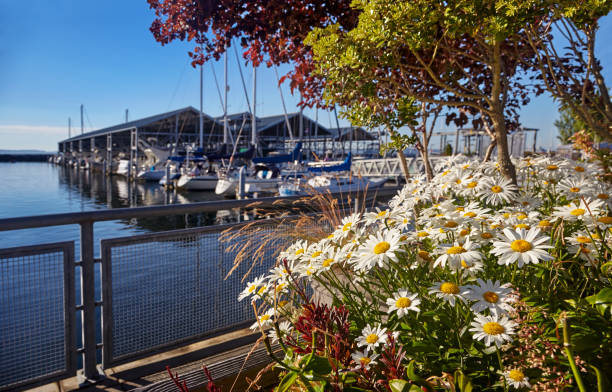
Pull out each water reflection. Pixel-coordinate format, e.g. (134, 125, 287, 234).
(55, 164, 242, 232)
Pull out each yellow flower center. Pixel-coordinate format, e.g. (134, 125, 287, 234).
(377, 210, 388, 217)
(569, 187, 580, 193)
(547, 165, 558, 171)
(447, 246, 466, 254)
(510, 239, 532, 253)
(514, 223, 530, 230)
(574, 166, 585, 172)
(366, 334, 379, 344)
(257, 286, 267, 295)
(278, 300, 288, 307)
(467, 181, 478, 188)
(538, 220, 552, 227)
(464, 211, 477, 218)
(597, 193, 610, 200)
(260, 314, 271, 322)
(444, 220, 459, 228)
(598, 216, 612, 224)
(461, 260, 471, 268)
(483, 291, 499, 303)
(570, 208, 585, 216)
(327, 234, 335, 239)
(456, 179, 462, 184)
(417, 231, 429, 237)
(483, 322, 505, 335)
(295, 249, 304, 255)
(456, 207, 465, 212)
(399, 235, 407, 241)
(575, 236, 591, 244)
(360, 357, 371, 366)
(395, 297, 412, 308)
(459, 229, 470, 236)
(374, 241, 390, 255)
(311, 250, 322, 258)
(516, 213, 527, 220)
(440, 282, 459, 294)
(248, 285, 257, 293)
(491, 185, 503, 193)
(418, 250, 431, 261)
(503, 213, 511, 219)
(481, 232, 493, 239)
(275, 283, 287, 293)
(323, 258, 334, 267)
(342, 222, 352, 231)
(508, 369, 525, 382)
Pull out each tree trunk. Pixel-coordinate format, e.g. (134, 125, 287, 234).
(491, 111, 517, 183)
(397, 150, 411, 182)
(420, 133, 434, 181)
(483, 138, 497, 162)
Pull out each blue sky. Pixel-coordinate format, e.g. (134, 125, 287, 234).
(0, 1, 610, 151)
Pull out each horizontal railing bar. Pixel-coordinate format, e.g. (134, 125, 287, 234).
(0, 186, 401, 231)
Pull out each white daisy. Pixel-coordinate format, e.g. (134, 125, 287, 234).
(356, 324, 388, 351)
(465, 279, 514, 316)
(386, 289, 421, 317)
(250, 308, 276, 330)
(238, 275, 266, 302)
(351, 349, 378, 371)
(478, 177, 518, 206)
(334, 213, 362, 239)
(552, 198, 604, 222)
(353, 229, 403, 272)
(428, 281, 466, 306)
(469, 314, 517, 347)
(434, 238, 482, 270)
(503, 368, 531, 389)
(491, 228, 553, 267)
(267, 320, 292, 343)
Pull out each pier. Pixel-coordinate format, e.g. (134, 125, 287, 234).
(0, 187, 399, 391)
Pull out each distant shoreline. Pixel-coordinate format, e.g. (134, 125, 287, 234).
(0, 154, 54, 162)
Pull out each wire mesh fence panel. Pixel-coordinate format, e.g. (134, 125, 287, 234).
(0, 242, 75, 391)
(102, 221, 295, 367)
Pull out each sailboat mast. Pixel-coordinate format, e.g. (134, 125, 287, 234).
(199, 60, 204, 149)
(68, 117, 71, 138)
(80, 104, 84, 134)
(252, 65, 257, 149)
(223, 49, 228, 144)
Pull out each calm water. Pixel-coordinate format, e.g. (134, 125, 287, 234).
(0, 162, 238, 252)
(0, 163, 271, 385)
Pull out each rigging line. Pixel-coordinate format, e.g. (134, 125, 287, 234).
(84, 107, 94, 131)
(210, 62, 225, 111)
(273, 65, 294, 140)
(228, 115, 247, 167)
(167, 61, 189, 111)
(232, 42, 252, 114)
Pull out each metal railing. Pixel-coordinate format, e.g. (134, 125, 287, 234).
(0, 187, 401, 390)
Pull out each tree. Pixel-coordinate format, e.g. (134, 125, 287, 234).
(147, 0, 358, 107)
(305, 0, 551, 183)
(554, 106, 585, 145)
(524, 1, 612, 142)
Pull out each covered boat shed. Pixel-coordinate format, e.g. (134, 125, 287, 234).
(58, 106, 222, 165)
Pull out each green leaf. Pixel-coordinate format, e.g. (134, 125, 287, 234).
(389, 379, 411, 392)
(303, 355, 333, 376)
(276, 371, 298, 392)
(455, 370, 474, 392)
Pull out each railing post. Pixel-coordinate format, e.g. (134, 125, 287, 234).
(79, 220, 102, 384)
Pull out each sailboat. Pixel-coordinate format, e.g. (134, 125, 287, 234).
(278, 153, 387, 196)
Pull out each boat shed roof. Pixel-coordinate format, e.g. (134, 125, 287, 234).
(60, 106, 219, 143)
(328, 126, 378, 141)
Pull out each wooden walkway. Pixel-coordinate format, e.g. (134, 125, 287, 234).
(28, 329, 278, 392)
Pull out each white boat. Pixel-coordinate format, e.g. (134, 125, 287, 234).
(278, 175, 388, 197)
(215, 166, 285, 196)
(176, 173, 218, 190)
(137, 168, 166, 181)
(116, 159, 130, 176)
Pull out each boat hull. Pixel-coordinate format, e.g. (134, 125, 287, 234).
(176, 175, 218, 190)
(137, 169, 165, 181)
